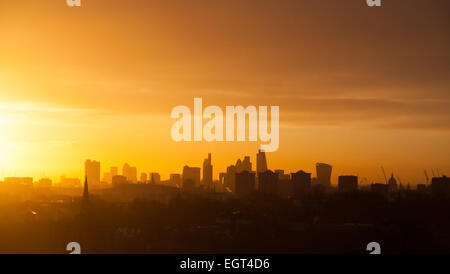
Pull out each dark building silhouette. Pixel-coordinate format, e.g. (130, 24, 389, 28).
(224, 165, 237, 192)
(182, 166, 200, 189)
(417, 184, 427, 193)
(182, 179, 196, 192)
(140, 173, 148, 183)
(169, 173, 181, 187)
(236, 156, 252, 173)
(203, 153, 213, 191)
(235, 171, 256, 197)
(431, 176, 450, 197)
(83, 176, 89, 202)
(275, 169, 290, 180)
(150, 172, 161, 184)
(316, 163, 332, 187)
(112, 175, 127, 186)
(258, 170, 278, 194)
(256, 149, 268, 174)
(122, 163, 137, 183)
(223, 156, 252, 193)
(291, 170, 311, 196)
(338, 175, 358, 192)
(371, 183, 389, 197)
(388, 173, 398, 192)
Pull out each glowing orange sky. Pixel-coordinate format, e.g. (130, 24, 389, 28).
(0, 0, 449, 184)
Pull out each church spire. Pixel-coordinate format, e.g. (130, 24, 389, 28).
(83, 176, 89, 202)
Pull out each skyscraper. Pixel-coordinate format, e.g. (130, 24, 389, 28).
(140, 173, 148, 183)
(256, 149, 268, 174)
(316, 163, 332, 187)
(85, 160, 100, 188)
(202, 153, 213, 191)
(122, 163, 137, 183)
(225, 165, 237, 192)
(182, 165, 201, 188)
(236, 156, 252, 173)
(235, 171, 256, 197)
(169, 173, 181, 187)
(150, 172, 161, 184)
(258, 170, 278, 194)
(110, 167, 118, 177)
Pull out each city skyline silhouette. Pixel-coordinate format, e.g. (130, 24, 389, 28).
(0, 0, 449, 255)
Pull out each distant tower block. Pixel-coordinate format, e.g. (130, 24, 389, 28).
(256, 149, 268, 174)
(85, 159, 100, 188)
(203, 153, 213, 191)
(316, 163, 332, 187)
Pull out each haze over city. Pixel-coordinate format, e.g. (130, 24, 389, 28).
(0, 0, 449, 184)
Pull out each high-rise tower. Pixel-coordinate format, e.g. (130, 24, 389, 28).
(203, 153, 213, 191)
(316, 163, 332, 187)
(256, 149, 268, 174)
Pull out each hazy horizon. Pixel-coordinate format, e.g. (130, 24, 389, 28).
(0, 0, 449, 184)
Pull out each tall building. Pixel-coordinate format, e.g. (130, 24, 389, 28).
(182, 166, 201, 188)
(103, 172, 112, 184)
(169, 173, 181, 187)
(110, 167, 118, 177)
(316, 163, 332, 187)
(258, 170, 278, 194)
(122, 163, 137, 183)
(203, 153, 213, 191)
(224, 165, 236, 192)
(235, 171, 256, 197)
(431, 176, 450, 197)
(236, 156, 252, 173)
(140, 173, 148, 183)
(256, 149, 268, 174)
(291, 170, 311, 196)
(85, 160, 100, 188)
(277, 176, 292, 199)
(150, 172, 161, 184)
(338, 175, 358, 192)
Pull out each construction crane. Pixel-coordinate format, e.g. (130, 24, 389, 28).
(381, 166, 388, 184)
(424, 170, 430, 184)
(431, 169, 436, 177)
